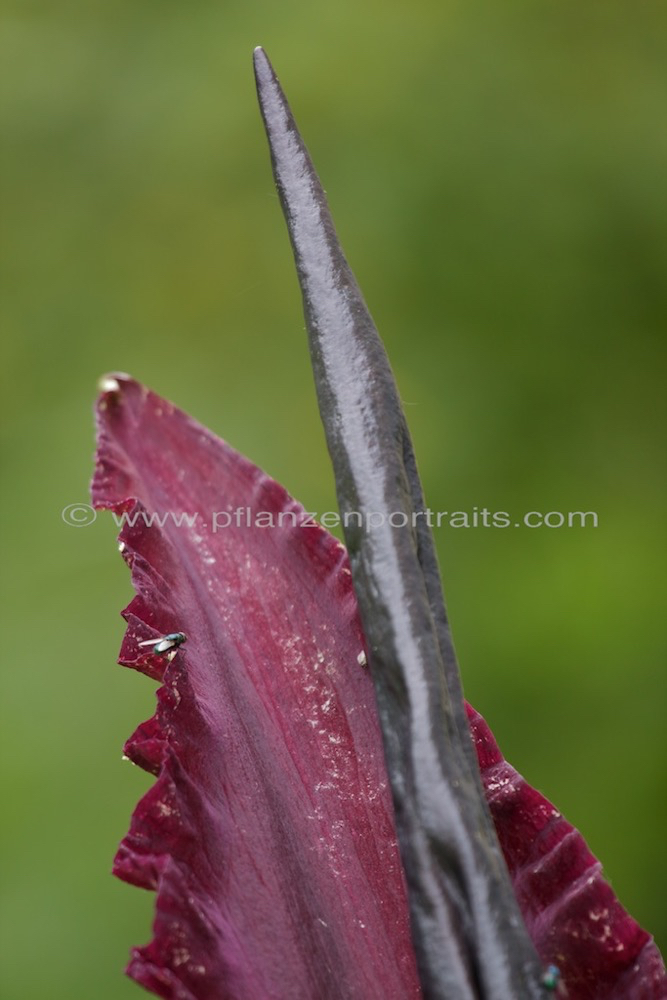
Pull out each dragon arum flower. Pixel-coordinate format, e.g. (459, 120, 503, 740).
(92, 375, 665, 999)
(91, 46, 665, 1000)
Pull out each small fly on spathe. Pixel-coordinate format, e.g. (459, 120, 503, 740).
(541, 965, 563, 993)
(138, 631, 187, 661)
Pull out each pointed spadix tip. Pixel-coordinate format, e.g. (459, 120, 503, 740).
(252, 45, 280, 106)
(253, 46, 270, 75)
(253, 47, 289, 139)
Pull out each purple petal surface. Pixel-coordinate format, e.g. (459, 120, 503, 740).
(93, 375, 420, 1000)
(468, 705, 666, 999)
(92, 375, 665, 1000)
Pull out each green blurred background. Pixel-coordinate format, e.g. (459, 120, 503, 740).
(2, 2, 665, 997)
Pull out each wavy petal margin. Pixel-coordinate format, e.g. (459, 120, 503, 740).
(92, 375, 665, 1000)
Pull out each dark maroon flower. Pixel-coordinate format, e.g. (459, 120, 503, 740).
(92, 48, 666, 1000)
(92, 376, 664, 999)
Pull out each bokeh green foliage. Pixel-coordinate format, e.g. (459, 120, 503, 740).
(1, 2, 665, 997)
